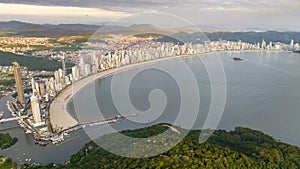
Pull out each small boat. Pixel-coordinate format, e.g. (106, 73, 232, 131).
(38, 141, 48, 146)
(233, 57, 243, 61)
(63, 131, 70, 137)
(0, 111, 3, 119)
(25, 129, 32, 134)
(293, 50, 300, 53)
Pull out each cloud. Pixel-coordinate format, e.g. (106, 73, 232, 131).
(0, 0, 299, 31)
(0, 0, 299, 14)
(2, 0, 298, 12)
(0, 3, 131, 17)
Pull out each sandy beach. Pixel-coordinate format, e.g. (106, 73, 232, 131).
(49, 55, 185, 131)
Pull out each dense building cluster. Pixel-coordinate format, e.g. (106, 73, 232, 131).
(0, 37, 53, 53)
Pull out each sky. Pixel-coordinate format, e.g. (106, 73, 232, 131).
(0, 0, 300, 31)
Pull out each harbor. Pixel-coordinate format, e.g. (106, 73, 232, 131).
(2, 98, 130, 146)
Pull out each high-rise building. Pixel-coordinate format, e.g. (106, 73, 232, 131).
(35, 82, 40, 97)
(290, 39, 294, 50)
(79, 58, 86, 77)
(49, 77, 56, 96)
(72, 66, 79, 81)
(85, 64, 91, 75)
(62, 54, 66, 77)
(31, 78, 37, 95)
(30, 94, 41, 123)
(12, 62, 25, 105)
(39, 81, 46, 97)
(54, 71, 60, 85)
(261, 39, 267, 49)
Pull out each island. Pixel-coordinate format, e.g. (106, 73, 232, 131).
(0, 133, 17, 169)
(0, 133, 18, 150)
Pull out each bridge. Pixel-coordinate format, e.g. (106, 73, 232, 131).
(0, 116, 27, 123)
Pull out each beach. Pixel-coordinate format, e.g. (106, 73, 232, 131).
(49, 55, 185, 131)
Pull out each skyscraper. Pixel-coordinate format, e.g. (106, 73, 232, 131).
(261, 39, 267, 49)
(62, 54, 66, 77)
(12, 62, 25, 105)
(72, 66, 79, 81)
(290, 39, 294, 50)
(31, 78, 37, 95)
(30, 94, 41, 123)
(39, 81, 46, 97)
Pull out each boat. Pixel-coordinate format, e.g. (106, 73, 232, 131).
(0, 111, 3, 119)
(25, 158, 32, 162)
(25, 129, 32, 134)
(63, 131, 70, 137)
(233, 57, 243, 61)
(293, 50, 300, 53)
(38, 141, 48, 146)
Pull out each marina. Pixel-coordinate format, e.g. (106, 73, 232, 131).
(2, 97, 129, 146)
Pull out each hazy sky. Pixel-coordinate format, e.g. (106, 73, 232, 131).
(0, 0, 300, 31)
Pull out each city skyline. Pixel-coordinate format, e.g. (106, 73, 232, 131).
(0, 0, 300, 31)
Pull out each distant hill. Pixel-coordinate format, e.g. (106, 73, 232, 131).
(0, 21, 167, 37)
(0, 51, 73, 71)
(0, 21, 101, 37)
(0, 21, 299, 44)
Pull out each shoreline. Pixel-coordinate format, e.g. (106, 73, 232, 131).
(49, 54, 187, 132)
(49, 49, 287, 132)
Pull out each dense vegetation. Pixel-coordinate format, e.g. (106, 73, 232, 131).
(22, 124, 300, 169)
(0, 133, 18, 149)
(0, 52, 74, 71)
(0, 156, 16, 169)
(0, 133, 18, 168)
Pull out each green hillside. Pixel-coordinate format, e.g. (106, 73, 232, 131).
(24, 124, 300, 169)
(0, 52, 73, 71)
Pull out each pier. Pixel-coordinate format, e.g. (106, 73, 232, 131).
(0, 116, 27, 123)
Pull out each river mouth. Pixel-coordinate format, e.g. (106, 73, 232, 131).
(2, 51, 300, 164)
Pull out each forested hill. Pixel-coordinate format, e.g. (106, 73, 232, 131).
(0, 52, 74, 71)
(1, 21, 299, 44)
(24, 124, 300, 169)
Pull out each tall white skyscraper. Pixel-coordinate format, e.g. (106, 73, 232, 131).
(31, 78, 36, 95)
(49, 77, 56, 96)
(58, 69, 63, 79)
(79, 57, 86, 77)
(261, 39, 267, 49)
(35, 82, 40, 97)
(54, 71, 60, 85)
(30, 94, 41, 123)
(72, 66, 80, 81)
(85, 64, 91, 75)
(62, 54, 66, 77)
(290, 39, 294, 50)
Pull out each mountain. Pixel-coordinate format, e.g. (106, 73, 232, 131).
(0, 21, 101, 37)
(0, 21, 168, 37)
(0, 21, 299, 44)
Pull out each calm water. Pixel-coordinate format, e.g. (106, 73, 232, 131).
(1, 51, 300, 164)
